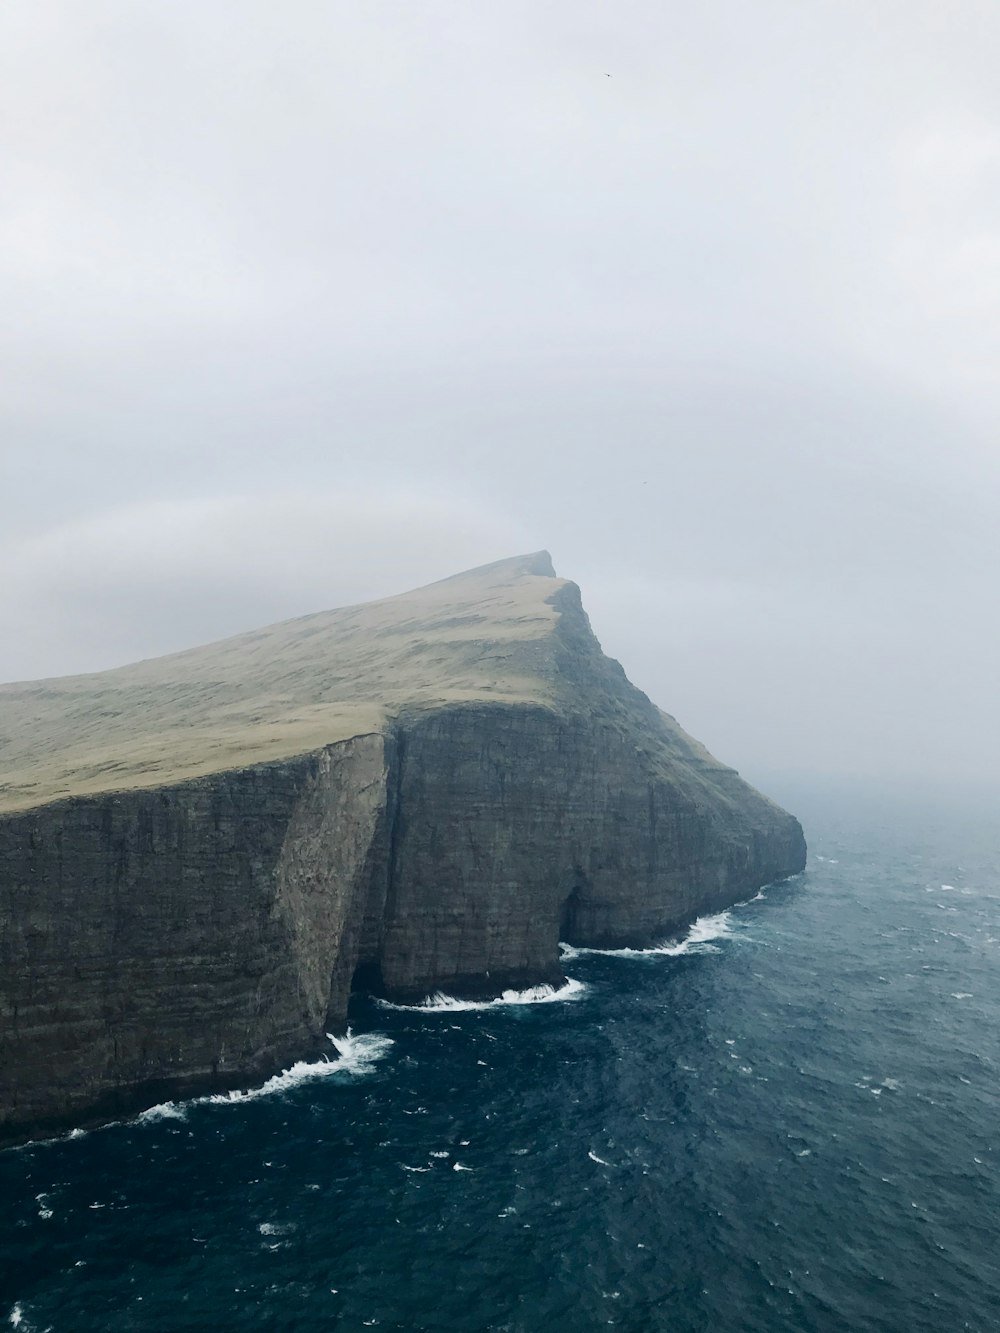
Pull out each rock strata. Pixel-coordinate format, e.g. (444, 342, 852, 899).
(0, 554, 805, 1143)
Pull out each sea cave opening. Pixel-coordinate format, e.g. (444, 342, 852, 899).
(350, 957, 387, 998)
(560, 883, 584, 944)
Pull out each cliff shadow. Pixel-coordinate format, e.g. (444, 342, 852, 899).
(559, 878, 588, 945)
(350, 957, 388, 1000)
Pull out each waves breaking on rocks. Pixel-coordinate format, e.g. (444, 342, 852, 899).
(559, 910, 734, 960)
(136, 1031, 394, 1124)
(376, 978, 588, 1013)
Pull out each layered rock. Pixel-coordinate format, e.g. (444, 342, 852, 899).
(0, 554, 805, 1143)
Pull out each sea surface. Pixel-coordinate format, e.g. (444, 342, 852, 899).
(3, 781, 999, 1332)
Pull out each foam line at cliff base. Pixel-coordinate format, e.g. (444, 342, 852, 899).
(137, 1031, 393, 1122)
(376, 978, 587, 1013)
(559, 911, 733, 960)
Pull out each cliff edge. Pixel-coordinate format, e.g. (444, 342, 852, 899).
(0, 553, 806, 1143)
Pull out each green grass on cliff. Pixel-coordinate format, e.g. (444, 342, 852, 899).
(0, 554, 569, 813)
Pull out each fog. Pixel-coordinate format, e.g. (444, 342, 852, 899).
(2, 1, 998, 790)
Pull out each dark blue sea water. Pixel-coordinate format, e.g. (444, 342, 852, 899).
(3, 782, 999, 1332)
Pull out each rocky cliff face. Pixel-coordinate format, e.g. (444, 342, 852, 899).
(0, 555, 805, 1143)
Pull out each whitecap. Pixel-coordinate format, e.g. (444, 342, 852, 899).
(137, 1101, 187, 1124)
(377, 978, 586, 1013)
(588, 1150, 613, 1166)
(452, 1162, 474, 1172)
(952, 992, 973, 1000)
(21, 1032, 394, 1145)
(205, 1031, 393, 1104)
(560, 911, 733, 960)
(123, 1031, 395, 1121)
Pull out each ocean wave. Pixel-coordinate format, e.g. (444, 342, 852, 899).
(136, 1031, 393, 1123)
(559, 911, 733, 960)
(735, 889, 767, 905)
(376, 978, 587, 1013)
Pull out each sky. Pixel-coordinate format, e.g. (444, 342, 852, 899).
(2, 0, 998, 791)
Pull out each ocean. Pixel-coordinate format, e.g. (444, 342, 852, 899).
(3, 781, 999, 1332)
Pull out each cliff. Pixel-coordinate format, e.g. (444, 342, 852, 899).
(0, 553, 805, 1143)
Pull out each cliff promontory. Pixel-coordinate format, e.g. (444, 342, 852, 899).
(0, 553, 805, 1143)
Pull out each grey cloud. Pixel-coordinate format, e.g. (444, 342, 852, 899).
(1, 0, 998, 788)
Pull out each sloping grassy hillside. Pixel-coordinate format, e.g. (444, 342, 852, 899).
(0, 552, 567, 812)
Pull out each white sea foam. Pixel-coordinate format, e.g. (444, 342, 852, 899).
(560, 911, 733, 960)
(377, 978, 587, 1013)
(207, 1031, 393, 1104)
(13, 1032, 394, 1146)
(952, 992, 973, 1000)
(131, 1031, 393, 1122)
(137, 1101, 188, 1123)
(736, 889, 766, 905)
(588, 1150, 613, 1166)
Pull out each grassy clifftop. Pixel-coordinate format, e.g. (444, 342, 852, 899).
(0, 552, 574, 812)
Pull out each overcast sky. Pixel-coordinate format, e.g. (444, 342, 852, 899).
(2, 1, 998, 791)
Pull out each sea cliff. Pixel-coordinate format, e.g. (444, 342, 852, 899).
(0, 554, 805, 1143)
